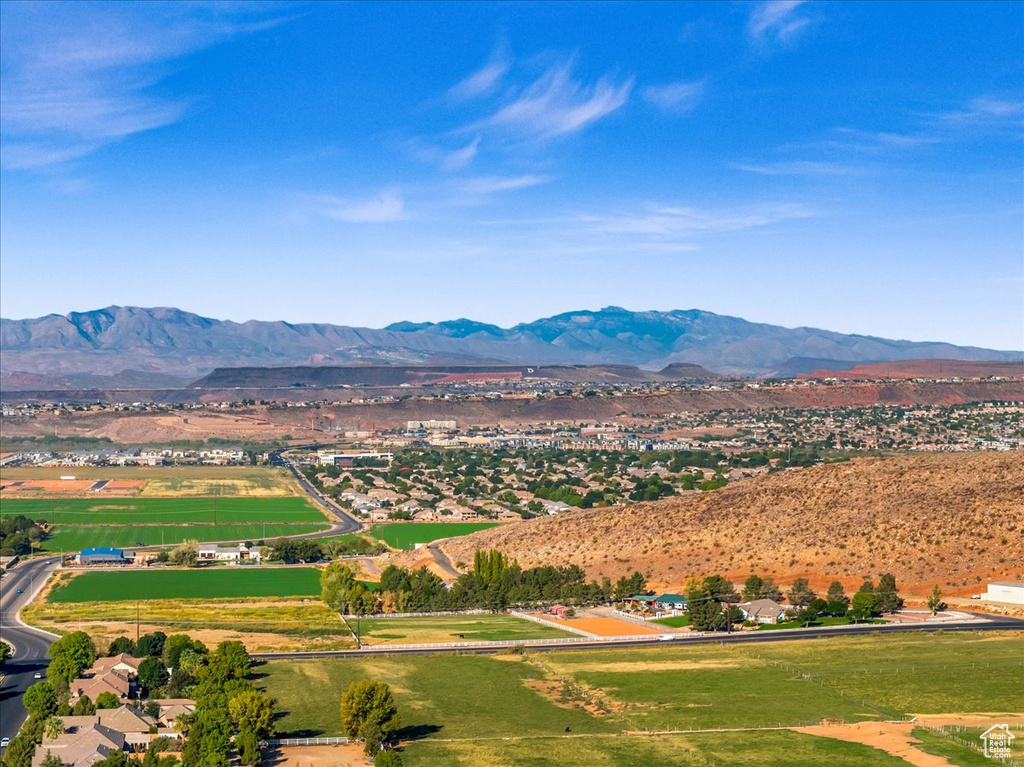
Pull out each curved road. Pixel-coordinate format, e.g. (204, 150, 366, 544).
(0, 449, 357, 751)
(0, 557, 62, 749)
(268, 448, 363, 536)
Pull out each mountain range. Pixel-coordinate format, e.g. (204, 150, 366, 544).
(1, 305, 1019, 387)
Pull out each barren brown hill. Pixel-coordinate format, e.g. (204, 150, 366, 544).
(435, 453, 1024, 597)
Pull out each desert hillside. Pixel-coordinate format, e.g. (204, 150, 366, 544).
(436, 452, 1024, 596)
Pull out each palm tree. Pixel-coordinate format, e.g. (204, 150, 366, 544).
(44, 715, 65, 740)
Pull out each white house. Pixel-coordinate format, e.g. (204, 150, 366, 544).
(984, 581, 1024, 605)
(738, 599, 791, 624)
(198, 543, 260, 563)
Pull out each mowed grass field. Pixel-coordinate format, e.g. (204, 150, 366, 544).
(47, 567, 323, 602)
(350, 614, 573, 645)
(262, 631, 1023, 766)
(370, 522, 498, 549)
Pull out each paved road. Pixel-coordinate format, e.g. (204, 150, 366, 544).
(426, 543, 463, 580)
(268, 448, 363, 536)
(251, 612, 1024, 660)
(0, 557, 62, 749)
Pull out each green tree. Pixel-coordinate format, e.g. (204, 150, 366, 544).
(927, 584, 944, 615)
(96, 691, 120, 710)
(163, 634, 203, 669)
(40, 752, 65, 767)
(139, 657, 169, 692)
(786, 578, 816, 608)
(134, 632, 167, 659)
(72, 696, 96, 716)
(339, 680, 400, 754)
(107, 637, 135, 656)
(228, 690, 275, 738)
(5, 736, 41, 767)
(169, 540, 199, 567)
(742, 574, 763, 601)
(208, 641, 249, 681)
(851, 591, 878, 621)
(875, 573, 903, 613)
(372, 751, 403, 767)
(24, 681, 58, 718)
(0, 640, 11, 666)
(685, 588, 726, 632)
(703, 574, 738, 603)
(826, 580, 848, 606)
(236, 729, 261, 767)
(48, 631, 97, 688)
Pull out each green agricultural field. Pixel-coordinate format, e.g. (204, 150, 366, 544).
(1, 496, 325, 525)
(48, 567, 323, 602)
(40, 522, 330, 552)
(350, 613, 573, 645)
(260, 631, 1023, 766)
(370, 522, 498, 549)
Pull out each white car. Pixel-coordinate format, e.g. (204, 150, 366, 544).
(34, 672, 42, 679)
(1, 737, 11, 748)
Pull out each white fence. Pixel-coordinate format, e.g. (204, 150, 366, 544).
(359, 634, 662, 652)
(611, 608, 674, 624)
(508, 610, 599, 638)
(264, 737, 350, 746)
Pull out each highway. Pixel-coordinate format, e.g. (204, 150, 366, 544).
(252, 612, 1024, 660)
(0, 557, 61, 749)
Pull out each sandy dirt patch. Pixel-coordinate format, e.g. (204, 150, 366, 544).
(539, 613, 662, 637)
(795, 721, 952, 767)
(265, 744, 370, 767)
(522, 679, 610, 717)
(1, 479, 144, 495)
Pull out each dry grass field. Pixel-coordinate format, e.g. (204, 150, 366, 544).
(0, 466, 302, 496)
(438, 452, 1024, 596)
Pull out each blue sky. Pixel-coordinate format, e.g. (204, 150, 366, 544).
(1, 0, 1021, 349)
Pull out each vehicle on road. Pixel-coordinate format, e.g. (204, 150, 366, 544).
(34, 672, 43, 679)
(15, 588, 24, 594)
(2, 737, 11, 748)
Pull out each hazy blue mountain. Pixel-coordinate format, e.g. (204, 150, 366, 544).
(1, 305, 1018, 383)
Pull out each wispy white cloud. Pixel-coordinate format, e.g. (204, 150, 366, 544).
(748, 1, 811, 44)
(735, 160, 861, 176)
(938, 97, 1024, 126)
(448, 49, 511, 100)
(441, 137, 481, 171)
(0, 3, 285, 170)
(481, 60, 633, 139)
(315, 191, 406, 223)
(579, 202, 815, 237)
(641, 80, 705, 114)
(460, 175, 551, 194)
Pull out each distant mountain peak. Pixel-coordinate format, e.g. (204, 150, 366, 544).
(1, 305, 1018, 384)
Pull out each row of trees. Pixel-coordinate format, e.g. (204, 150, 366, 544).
(678, 573, 909, 631)
(320, 552, 647, 615)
